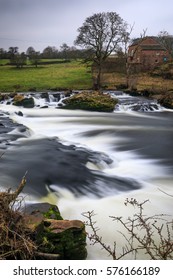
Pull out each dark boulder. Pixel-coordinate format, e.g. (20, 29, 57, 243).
(15, 111, 23, 116)
(158, 93, 173, 109)
(13, 95, 35, 108)
(24, 202, 63, 220)
(40, 92, 49, 101)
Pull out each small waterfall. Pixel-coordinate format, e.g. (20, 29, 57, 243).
(115, 101, 163, 112)
(32, 91, 70, 108)
(0, 90, 166, 112)
(107, 91, 164, 112)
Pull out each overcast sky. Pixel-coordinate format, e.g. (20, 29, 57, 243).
(0, 0, 172, 52)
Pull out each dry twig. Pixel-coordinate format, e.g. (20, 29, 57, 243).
(0, 173, 36, 259)
(83, 199, 173, 260)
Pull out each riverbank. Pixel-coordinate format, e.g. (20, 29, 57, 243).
(123, 86, 173, 110)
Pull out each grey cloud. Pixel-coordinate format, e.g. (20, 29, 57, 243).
(0, 0, 172, 51)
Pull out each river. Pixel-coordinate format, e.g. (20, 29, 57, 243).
(0, 91, 173, 259)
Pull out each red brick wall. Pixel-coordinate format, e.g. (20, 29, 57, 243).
(140, 49, 168, 70)
(128, 37, 169, 71)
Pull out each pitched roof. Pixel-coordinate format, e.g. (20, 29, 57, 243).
(130, 38, 142, 46)
(130, 36, 167, 51)
(140, 45, 166, 50)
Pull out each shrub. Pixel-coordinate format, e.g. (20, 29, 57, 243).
(0, 175, 36, 259)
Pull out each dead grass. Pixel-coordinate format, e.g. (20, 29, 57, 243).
(0, 176, 36, 259)
(100, 71, 173, 92)
(102, 73, 126, 87)
(137, 73, 173, 92)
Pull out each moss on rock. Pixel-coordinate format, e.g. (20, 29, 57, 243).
(24, 202, 63, 220)
(13, 94, 35, 108)
(23, 203, 87, 260)
(63, 91, 118, 112)
(37, 219, 87, 260)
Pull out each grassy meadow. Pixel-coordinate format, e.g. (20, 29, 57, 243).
(0, 59, 93, 92)
(0, 58, 173, 93)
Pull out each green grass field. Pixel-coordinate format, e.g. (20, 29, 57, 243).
(0, 60, 92, 92)
(1, 58, 172, 93)
(0, 59, 10, 65)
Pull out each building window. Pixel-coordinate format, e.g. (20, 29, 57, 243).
(130, 49, 134, 57)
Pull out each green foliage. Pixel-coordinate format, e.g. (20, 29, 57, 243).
(43, 206, 63, 220)
(36, 221, 87, 260)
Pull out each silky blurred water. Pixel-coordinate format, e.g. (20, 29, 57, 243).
(0, 91, 173, 259)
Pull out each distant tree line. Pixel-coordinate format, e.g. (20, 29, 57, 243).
(0, 43, 89, 68)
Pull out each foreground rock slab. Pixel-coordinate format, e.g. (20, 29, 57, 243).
(24, 202, 87, 260)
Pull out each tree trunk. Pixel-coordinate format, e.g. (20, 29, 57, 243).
(94, 63, 102, 90)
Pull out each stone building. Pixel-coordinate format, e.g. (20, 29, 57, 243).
(128, 37, 170, 71)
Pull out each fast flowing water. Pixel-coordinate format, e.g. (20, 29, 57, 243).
(0, 91, 173, 259)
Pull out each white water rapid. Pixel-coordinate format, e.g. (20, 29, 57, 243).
(0, 91, 173, 259)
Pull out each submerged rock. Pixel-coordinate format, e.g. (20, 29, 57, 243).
(15, 111, 23, 116)
(24, 202, 63, 220)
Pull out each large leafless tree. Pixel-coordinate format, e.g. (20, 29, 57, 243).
(75, 12, 128, 89)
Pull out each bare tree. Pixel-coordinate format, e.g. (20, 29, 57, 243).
(42, 46, 58, 59)
(75, 12, 128, 89)
(8, 47, 19, 56)
(10, 52, 27, 68)
(26, 47, 40, 67)
(26, 46, 36, 57)
(125, 29, 147, 89)
(60, 43, 70, 60)
(158, 30, 173, 61)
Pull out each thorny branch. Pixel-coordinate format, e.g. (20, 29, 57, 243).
(82, 210, 136, 260)
(83, 198, 173, 260)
